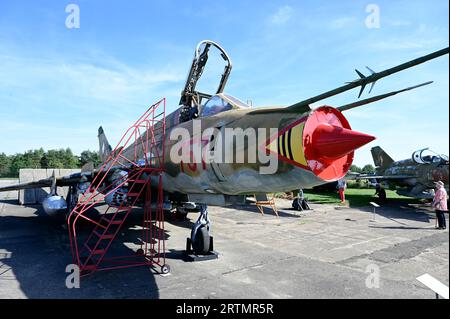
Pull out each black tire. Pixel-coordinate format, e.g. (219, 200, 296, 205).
(161, 264, 171, 274)
(192, 226, 210, 254)
(292, 198, 298, 210)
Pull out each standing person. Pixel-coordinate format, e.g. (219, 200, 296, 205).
(432, 181, 447, 230)
(298, 188, 311, 210)
(337, 178, 347, 203)
(293, 188, 310, 211)
(375, 183, 387, 203)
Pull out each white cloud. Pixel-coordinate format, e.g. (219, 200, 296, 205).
(0, 54, 185, 106)
(0, 51, 187, 154)
(269, 5, 294, 25)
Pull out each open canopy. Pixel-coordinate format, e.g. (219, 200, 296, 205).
(412, 148, 449, 165)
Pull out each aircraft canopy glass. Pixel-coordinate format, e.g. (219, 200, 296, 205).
(412, 148, 449, 164)
(200, 93, 249, 117)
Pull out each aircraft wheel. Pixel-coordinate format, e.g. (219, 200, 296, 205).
(161, 264, 171, 274)
(136, 248, 144, 256)
(192, 226, 210, 255)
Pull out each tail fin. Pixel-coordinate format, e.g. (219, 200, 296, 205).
(98, 126, 112, 163)
(371, 146, 394, 169)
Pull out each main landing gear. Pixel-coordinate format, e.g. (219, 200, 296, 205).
(185, 204, 218, 261)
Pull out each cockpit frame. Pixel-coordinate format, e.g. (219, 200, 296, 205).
(412, 148, 449, 165)
(179, 40, 233, 123)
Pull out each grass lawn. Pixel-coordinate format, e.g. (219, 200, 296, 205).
(303, 188, 422, 207)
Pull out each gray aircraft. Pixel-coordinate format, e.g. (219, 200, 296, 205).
(359, 146, 449, 199)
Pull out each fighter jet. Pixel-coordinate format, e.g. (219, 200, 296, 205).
(358, 146, 449, 199)
(0, 40, 448, 254)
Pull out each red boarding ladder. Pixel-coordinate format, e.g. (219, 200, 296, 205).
(67, 98, 168, 277)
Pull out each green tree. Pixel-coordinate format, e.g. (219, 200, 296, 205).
(349, 165, 362, 173)
(6, 148, 81, 177)
(61, 148, 79, 168)
(10, 153, 27, 176)
(23, 148, 44, 169)
(80, 150, 101, 167)
(40, 148, 78, 169)
(40, 150, 64, 168)
(0, 153, 12, 177)
(361, 164, 375, 174)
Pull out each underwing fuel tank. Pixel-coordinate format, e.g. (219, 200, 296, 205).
(42, 195, 67, 216)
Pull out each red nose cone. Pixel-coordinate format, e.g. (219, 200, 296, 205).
(303, 106, 376, 181)
(312, 123, 376, 161)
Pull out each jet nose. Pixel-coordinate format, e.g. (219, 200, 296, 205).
(302, 105, 376, 181)
(312, 123, 376, 161)
(265, 105, 375, 181)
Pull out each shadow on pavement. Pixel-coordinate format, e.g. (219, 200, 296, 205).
(0, 204, 164, 298)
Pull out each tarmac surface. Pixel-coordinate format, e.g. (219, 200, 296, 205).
(0, 181, 448, 299)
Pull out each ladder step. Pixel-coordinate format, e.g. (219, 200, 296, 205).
(129, 179, 148, 184)
(93, 231, 114, 239)
(82, 265, 97, 271)
(105, 205, 129, 211)
(95, 222, 108, 230)
(84, 243, 105, 255)
(127, 192, 141, 197)
(101, 216, 124, 224)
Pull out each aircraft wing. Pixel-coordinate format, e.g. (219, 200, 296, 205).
(0, 178, 53, 192)
(247, 104, 311, 114)
(247, 81, 433, 115)
(355, 174, 417, 180)
(0, 161, 144, 193)
(0, 171, 94, 193)
(256, 48, 448, 115)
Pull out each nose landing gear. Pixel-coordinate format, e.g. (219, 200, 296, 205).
(184, 204, 218, 261)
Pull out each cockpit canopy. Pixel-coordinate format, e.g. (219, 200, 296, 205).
(200, 93, 250, 117)
(412, 148, 449, 165)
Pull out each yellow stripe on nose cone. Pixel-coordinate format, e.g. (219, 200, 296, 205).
(290, 122, 307, 166)
(266, 122, 307, 167)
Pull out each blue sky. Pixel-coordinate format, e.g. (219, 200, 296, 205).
(0, 0, 448, 166)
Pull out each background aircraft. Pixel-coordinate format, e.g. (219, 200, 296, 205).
(358, 146, 449, 199)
